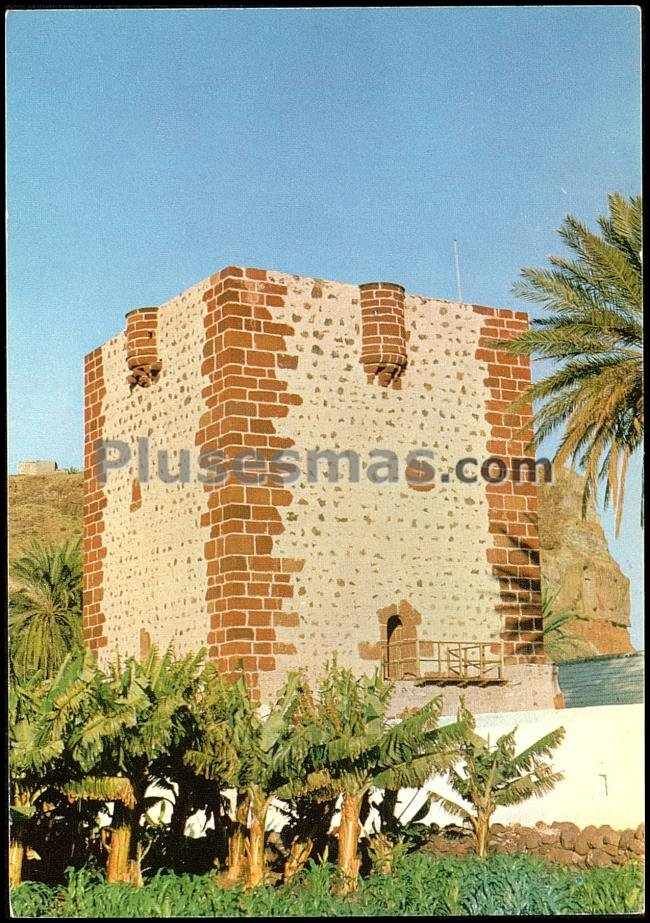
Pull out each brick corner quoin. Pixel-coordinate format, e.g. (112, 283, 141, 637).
(472, 305, 546, 664)
(196, 268, 303, 695)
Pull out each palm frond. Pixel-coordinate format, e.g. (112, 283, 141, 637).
(504, 193, 642, 531)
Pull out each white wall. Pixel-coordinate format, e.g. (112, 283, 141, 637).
(393, 703, 644, 831)
(143, 703, 644, 837)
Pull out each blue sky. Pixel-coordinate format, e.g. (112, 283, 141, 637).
(7, 7, 642, 645)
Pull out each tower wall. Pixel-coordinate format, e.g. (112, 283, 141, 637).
(83, 264, 554, 711)
(84, 278, 213, 659)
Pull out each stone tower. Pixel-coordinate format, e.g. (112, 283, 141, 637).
(83, 265, 559, 713)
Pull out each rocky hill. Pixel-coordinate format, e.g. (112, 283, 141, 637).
(539, 466, 632, 655)
(8, 472, 83, 560)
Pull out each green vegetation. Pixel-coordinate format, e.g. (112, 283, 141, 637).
(65, 649, 206, 885)
(9, 539, 83, 682)
(9, 652, 99, 887)
(277, 662, 468, 893)
(8, 648, 566, 896)
(503, 192, 643, 532)
(431, 705, 564, 857)
(186, 668, 312, 889)
(10, 854, 644, 917)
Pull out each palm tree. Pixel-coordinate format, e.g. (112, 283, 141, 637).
(284, 662, 469, 894)
(186, 669, 309, 889)
(9, 540, 83, 682)
(501, 193, 642, 532)
(432, 704, 564, 857)
(10, 671, 55, 887)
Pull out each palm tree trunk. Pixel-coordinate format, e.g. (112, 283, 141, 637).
(9, 837, 24, 888)
(336, 792, 362, 894)
(220, 791, 249, 887)
(245, 790, 268, 889)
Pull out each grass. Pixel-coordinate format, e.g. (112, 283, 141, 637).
(11, 853, 644, 917)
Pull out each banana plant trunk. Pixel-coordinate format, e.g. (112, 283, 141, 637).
(10, 788, 32, 888)
(106, 800, 140, 884)
(283, 837, 314, 883)
(221, 791, 249, 887)
(9, 836, 24, 889)
(336, 792, 363, 894)
(246, 789, 269, 889)
(473, 809, 491, 859)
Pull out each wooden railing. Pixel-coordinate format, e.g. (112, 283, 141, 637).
(382, 640, 505, 685)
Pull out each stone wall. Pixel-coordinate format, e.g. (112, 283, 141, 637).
(424, 821, 645, 868)
(256, 270, 549, 704)
(84, 264, 555, 709)
(86, 277, 213, 662)
(196, 267, 301, 694)
(387, 664, 559, 719)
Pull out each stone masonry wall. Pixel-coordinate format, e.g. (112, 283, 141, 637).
(197, 267, 301, 696)
(235, 270, 549, 705)
(83, 347, 108, 653)
(86, 278, 213, 663)
(259, 273, 501, 699)
(84, 265, 553, 710)
(473, 307, 544, 663)
(424, 821, 645, 869)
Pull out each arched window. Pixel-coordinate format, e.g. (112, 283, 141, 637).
(386, 614, 404, 680)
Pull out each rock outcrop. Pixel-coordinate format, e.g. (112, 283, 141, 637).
(538, 466, 632, 655)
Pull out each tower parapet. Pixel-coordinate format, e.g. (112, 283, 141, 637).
(125, 306, 161, 388)
(359, 281, 407, 387)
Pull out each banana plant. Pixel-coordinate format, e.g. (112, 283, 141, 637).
(64, 647, 205, 884)
(9, 650, 97, 887)
(279, 661, 470, 894)
(431, 704, 565, 857)
(185, 668, 309, 888)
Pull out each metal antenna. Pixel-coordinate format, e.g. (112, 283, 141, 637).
(453, 239, 463, 302)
